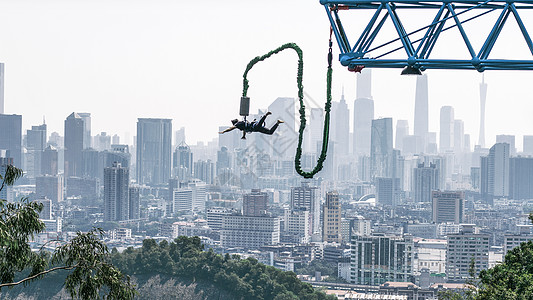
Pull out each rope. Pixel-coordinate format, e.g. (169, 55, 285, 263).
(241, 42, 333, 179)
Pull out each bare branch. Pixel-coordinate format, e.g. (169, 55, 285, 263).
(0, 264, 79, 288)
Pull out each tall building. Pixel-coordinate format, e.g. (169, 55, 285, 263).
(35, 175, 63, 204)
(496, 135, 516, 156)
(283, 209, 310, 244)
(136, 118, 172, 185)
(323, 191, 341, 243)
(332, 90, 350, 155)
(454, 119, 464, 154)
(173, 142, 193, 180)
(308, 107, 324, 154)
(104, 162, 129, 222)
(291, 182, 320, 234)
(413, 163, 439, 203)
(41, 145, 58, 176)
(26, 123, 47, 177)
(439, 106, 454, 152)
(268, 97, 296, 158)
(243, 189, 268, 217)
(376, 177, 399, 206)
(509, 157, 533, 200)
(414, 74, 429, 151)
(129, 186, 140, 220)
(504, 225, 533, 255)
(64, 113, 86, 177)
(193, 159, 214, 185)
(523, 135, 533, 155)
(174, 127, 186, 146)
(173, 181, 207, 212)
(0, 114, 22, 168)
(481, 143, 510, 201)
(353, 98, 374, 157)
(77, 112, 91, 149)
(479, 75, 487, 147)
(351, 234, 414, 285)
(370, 118, 393, 179)
(446, 224, 489, 282)
(432, 191, 464, 224)
(395, 120, 409, 150)
(35, 198, 52, 220)
(0, 64, 4, 114)
(0, 155, 14, 202)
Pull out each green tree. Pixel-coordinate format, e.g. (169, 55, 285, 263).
(0, 165, 136, 299)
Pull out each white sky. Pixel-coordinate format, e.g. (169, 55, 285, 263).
(0, 0, 532, 149)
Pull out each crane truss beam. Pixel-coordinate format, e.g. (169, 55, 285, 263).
(320, 0, 533, 71)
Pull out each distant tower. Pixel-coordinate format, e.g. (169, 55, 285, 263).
(479, 75, 487, 147)
(243, 189, 268, 216)
(0, 114, 22, 168)
(332, 87, 350, 155)
(268, 97, 296, 158)
(104, 162, 130, 221)
(395, 120, 409, 150)
(64, 113, 85, 177)
(439, 106, 454, 152)
(414, 74, 429, 151)
(322, 191, 341, 243)
(370, 118, 393, 179)
(0, 63, 4, 114)
(136, 118, 172, 185)
(77, 113, 92, 149)
(354, 69, 374, 157)
(173, 142, 193, 180)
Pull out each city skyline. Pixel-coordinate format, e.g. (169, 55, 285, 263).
(0, 1, 531, 149)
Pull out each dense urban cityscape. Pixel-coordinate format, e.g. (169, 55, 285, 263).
(1, 63, 532, 298)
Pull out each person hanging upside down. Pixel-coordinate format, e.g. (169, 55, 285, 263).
(219, 111, 284, 139)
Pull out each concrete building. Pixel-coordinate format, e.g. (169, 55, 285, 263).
(332, 90, 350, 155)
(193, 159, 214, 185)
(41, 145, 58, 176)
(25, 123, 47, 178)
(221, 215, 280, 249)
(413, 163, 439, 203)
(0, 114, 22, 168)
(129, 186, 140, 220)
(173, 142, 193, 180)
(509, 157, 533, 200)
(504, 225, 533, 255)
(291, 182, 320, 234)
(104, 162, 129, 222)
(323, 191, 341, 243)
(481, 143, 510, 201)
(496, 134, 516, 156)
(432, 191, 464, 224)
(371, 118, 393, 179)
(173, 181, 207, 213)
(283, 209, 310, 244)
(351, 234, 414, 285)
(446, 224, 489, 282)
(243, 189, 268, 217)
(395, 120, 409, 151)
(64, 113, 86, 177)
(478, 76, 487, 147)
(136, 118, 172, 185)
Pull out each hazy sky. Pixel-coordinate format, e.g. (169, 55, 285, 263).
(1, 0, 532, 149)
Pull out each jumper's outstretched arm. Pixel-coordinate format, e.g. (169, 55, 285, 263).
(219, 126, 236, 134)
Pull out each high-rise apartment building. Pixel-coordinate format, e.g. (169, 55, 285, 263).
(104, 162, 129, 222)
(136, 118, 172, 185)
(173, 142, 193, 180)
(283, 209, 310, 244)
(376, 177, 399, 206)
(481, 143, 510, 201)
(0, 155, 14, 202)
(351, 234, 414, 285)
(0, 114, 22, 168)
(370, 118, 393, 179)
(414, 74, 429, 151)
(26, 123, 47, 177)
(323, 191, 341, 243)
(413, 163, 439, 203)
(439, 106, 454, 152)
(193, 159, 214, 185)
(446, 224, 489, 282)
(353, 100, 374, 157)
(173, 181, 207, 213)
(243, 189, 268, 217)
(64, 113, 86, 177)
(496, 134, 516, 156)
(129, 186, 140, 220)
(509, 157, 533, 200)
(291, 182, 320, 234)
(432, 191, 464, 224)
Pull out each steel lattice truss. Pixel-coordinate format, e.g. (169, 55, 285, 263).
(320, 0, 533, 71)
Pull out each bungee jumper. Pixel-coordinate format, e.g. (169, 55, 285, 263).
(219, 112, 284, 140)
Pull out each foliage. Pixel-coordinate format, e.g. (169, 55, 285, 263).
(0, 165, 135, 299)
(135, 275, 205, 300)
(295, 259, 337, 277)
(111, 236, 337, 300)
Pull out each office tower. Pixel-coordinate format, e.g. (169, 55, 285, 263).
(413, 163, 439, 203)
(173, 181, 207, 212)
(136, 118, 172, 185)
(268, 97, 296, 158)
(64, 113, 86, 177)
(446, 224, 489, 282)
(370, 118, 393, 179)
(509, 157, 533, 200)
(353, 99, 374, 157)
(173, 142, 193, 180)
(0, 114, 22, 168)
(332, 90, 350, 155)
(376, 177, 399, 206)
(439, 106, 454, 152)
(35, 198, 52, 220)
(193, 159, 214, 185)
(221, 215, 280, 249)
(454, 119, 464, 154)
(94, 132, 111, 151)
(0, 155, 14, 202)
(103, 144, 131, 170)
(77, 113, 91, 149)
(479, 75, 487, 147)
(35, 175, 63, 204)
(129, 186, 140, 220)
(82, 148, 102, 180)
(351, 234, 414, 285)
(291, 182, 320, 234)
(104, 162, 129, 222)
(308, 107, 324, 154)
(481, 143, 510, 201)
(496, 134, 516, 156)
(523, 136, 533, 155)
(323, 191, 341, 243)
(414, 74, 429, 151)
(395, 120, 409, 150)
(283, 209, 310, 244)
(432, 191, 464, 223)
(26, 123, 47, 177)
(464, 134, 471, 152)
(174, 127, 186, 145)
(243, 189, 268, 216)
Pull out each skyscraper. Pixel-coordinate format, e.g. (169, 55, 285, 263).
(0, 114, 22, 168)
(268, 97, 296, 158)
(172, 142, 193, 180)
(454, 119, 464, 154)
(129, 186, 140, 220)
(479, 75, 487, 147)
(432, 191, 464, 223)
(25, 123, 47, 178)
(354, 69, 374, 157)
(0, 155, 14, 202)
(332, 89, 350, 155)
(509, 157, 533, 200)
(481, 143, 510, 201)
(64, 113, 85, 177)
(243, 189, 268, 217)
(291, 182, 320, 234)
(41, 145, 58, 176)
(136, 118, 172, 185)
(414, 74, 429, 151)
(395, 120, 409, 150)
(0, 64, 4, 115)
(446, 225, 489, 282)
(439, 106, 454, 152)
(413, 163, 440, 203)
(308, 108, 323, 154)
(496, 135, 516, 156)
(523, 135, 533, 155)
(104, 162, 129, 222)
(77, 112, 92, 149)
(370, 118, 393, 179)
(323, 191, 341, 243)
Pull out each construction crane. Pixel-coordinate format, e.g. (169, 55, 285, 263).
(320, 0, 533, 73)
